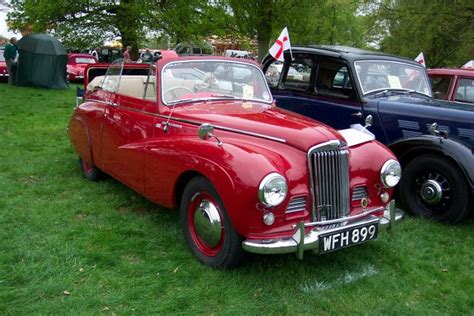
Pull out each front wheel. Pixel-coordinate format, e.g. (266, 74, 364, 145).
(180, 177, 245, 268)
(399, 155, 471, 223)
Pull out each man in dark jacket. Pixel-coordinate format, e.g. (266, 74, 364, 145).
(3, 37, 18, 84)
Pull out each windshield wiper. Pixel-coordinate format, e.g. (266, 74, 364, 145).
(397, 89, 430, 98)
(167, 98, 206, 105)
(210, 94, 239, 99)
(368, 88, 430, 99)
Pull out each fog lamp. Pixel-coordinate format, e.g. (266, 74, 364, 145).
(263, 212, 275, 226)
(380, 192, 390, 203)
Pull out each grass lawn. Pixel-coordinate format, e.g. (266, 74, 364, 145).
(0, 83, 473, 315)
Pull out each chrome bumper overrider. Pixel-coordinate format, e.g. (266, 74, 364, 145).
(242, 200, 403, 259)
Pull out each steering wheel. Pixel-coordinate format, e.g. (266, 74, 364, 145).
(164, 86, 196, 102)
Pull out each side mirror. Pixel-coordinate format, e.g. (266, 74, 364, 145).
(198, 123, 223, 146)
(364, 114, 373, 128)
(198, 123, 214, 140)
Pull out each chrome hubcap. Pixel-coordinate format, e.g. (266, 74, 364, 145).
(420, 179, 443, 205)
(193, 199, 222, 247)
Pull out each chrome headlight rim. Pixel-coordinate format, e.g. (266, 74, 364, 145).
(380, 159, 402, 188)
(258, 172, 288, 207)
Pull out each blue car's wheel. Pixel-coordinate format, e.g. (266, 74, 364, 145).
(400, 155, 471, 223)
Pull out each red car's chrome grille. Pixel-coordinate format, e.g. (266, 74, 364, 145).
(308, 141, 350, 221)
(285, 196, 307, 213)
(352, 186, 369, 201)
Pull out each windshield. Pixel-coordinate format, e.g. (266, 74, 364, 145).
(0, 50, 4, 62)
(161, 60, 272, 105)
(75, 57, 96, 64)
(355, 60, 431, 97)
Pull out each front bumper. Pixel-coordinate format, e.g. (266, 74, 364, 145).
(242, 200, 403, 259)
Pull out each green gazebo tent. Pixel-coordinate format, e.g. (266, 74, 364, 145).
(14, 33, 68, 89)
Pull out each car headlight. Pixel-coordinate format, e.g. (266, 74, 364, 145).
(258, 173, 288, 207)
(380, 159, 401, 188)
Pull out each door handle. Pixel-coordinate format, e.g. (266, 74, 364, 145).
(352, 111, 362, 117)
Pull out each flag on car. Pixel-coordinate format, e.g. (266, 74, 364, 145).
(415, 52, 426, 67)
(269, 27, 292, 61)
(462, 60, 474, 69)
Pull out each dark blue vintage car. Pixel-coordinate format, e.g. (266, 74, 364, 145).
(263, 46, 474, 223)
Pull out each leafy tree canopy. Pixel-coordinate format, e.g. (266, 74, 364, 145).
(362, 0, 474, 67)
(227, 0, 365, 61)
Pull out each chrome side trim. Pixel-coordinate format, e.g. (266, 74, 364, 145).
(211, 124, 286, 143)
(84, 99, 287, 143)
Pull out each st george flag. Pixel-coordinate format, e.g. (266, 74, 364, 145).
(269, 27, 292, 61)
(415, 52, 426, 67)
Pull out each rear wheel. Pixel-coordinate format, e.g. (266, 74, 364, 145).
(180, 176, 245, 268)
(79, 158, 103, 181)
(399, 155, 471, 223)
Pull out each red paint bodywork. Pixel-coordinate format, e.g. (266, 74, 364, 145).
(0, 60, 7, 79)
(0, 49, 8, 80)
(67, 53, 98, 81)
(428, 68, 474, 102)
(69, 56, 398, 241)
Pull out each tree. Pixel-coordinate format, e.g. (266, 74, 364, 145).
(7, 0, 231, 57)
(228, 0, 365, 61)
(363, 0, 474, 67)
(7, 0, 147, 57)
(156, 0, 231, 46)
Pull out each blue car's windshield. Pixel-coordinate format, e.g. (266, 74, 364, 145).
(355, 60, 432, 97)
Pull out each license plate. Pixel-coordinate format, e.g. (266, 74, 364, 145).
(319, 222, 378, 254)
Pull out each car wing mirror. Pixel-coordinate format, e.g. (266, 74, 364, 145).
(198, 123, 223, 146)
(364, 114, 373, 128)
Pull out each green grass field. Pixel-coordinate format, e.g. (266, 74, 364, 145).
(0, 83, 473, 315)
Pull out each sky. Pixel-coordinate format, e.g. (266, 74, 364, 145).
(0, 1, 21, 39)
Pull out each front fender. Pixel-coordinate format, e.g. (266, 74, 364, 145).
(145, 135, 308, 237)
(389, 135, 474, 189)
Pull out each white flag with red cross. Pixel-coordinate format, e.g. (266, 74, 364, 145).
(269, 27, 292, 62)
(415, 52, 426, 67)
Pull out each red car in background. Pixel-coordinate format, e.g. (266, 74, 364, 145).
(67, 53, 97, 82)
(0, 47, 8, 80)
(428, 67, 474, 104)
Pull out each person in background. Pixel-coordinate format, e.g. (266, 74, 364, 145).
(91, 47, 101, 60)
(4, 37, 18, 85)
(141, 48, 153, 63)
(123, 46, 132, 63)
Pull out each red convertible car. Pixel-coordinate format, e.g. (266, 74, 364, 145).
(67, 53, 97, 81)
(429, 68, 474, 104)
(68, 56, 403, 268)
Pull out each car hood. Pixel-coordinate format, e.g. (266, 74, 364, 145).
(376, 95, 474, 112)
(174, 101, 345, 151)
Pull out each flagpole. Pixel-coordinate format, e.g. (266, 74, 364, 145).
(286, 26, 294, 61)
